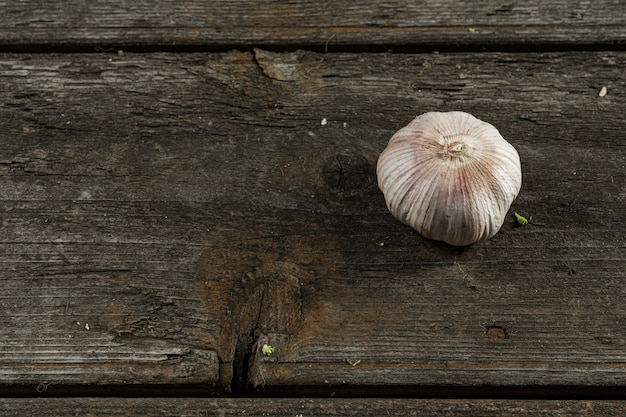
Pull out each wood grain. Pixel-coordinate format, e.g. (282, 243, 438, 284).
(1, 50, 624, 392)
(0, 398, 625, 417)
(0, 0, 625, 50)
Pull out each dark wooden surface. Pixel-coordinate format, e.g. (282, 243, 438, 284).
(1, 0, 625, 50)
(0, 398, 625, 417)
(1, 50, 624, 394)
(1, 0, 625, 414)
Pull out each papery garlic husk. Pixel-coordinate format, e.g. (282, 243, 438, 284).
(376, 111, 522, 246)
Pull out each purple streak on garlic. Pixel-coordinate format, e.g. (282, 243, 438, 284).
(376, 111, 522, 246)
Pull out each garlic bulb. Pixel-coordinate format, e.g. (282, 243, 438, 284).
(376, 111, 522, 246)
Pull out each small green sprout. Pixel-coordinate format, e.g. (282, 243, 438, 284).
(514, 212, 528, 226)
(346, 359, 361, 367)
(261, 344, 274, 357)
(377, 242, 385, 247)
(468, 27, 476, 33)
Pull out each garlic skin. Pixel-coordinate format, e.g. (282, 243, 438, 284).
(376, 111, 522, 246)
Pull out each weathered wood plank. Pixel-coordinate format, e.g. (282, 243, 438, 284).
(1, 50, 624, 391)
(0, 57, 229, 388)
(199, 50, 625, 390)
(1, 0, 625, 49)
(0, 398, 618, 416)
(0, 398, 625, 416)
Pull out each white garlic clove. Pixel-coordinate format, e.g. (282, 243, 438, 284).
(376, 111, 522, 246)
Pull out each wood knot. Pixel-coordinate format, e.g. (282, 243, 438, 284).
(319, 149, 376, 198)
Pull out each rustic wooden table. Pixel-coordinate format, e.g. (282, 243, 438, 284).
(1, 0, 625, 415)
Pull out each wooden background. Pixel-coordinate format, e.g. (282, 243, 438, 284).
(0, 0, 625, 415)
